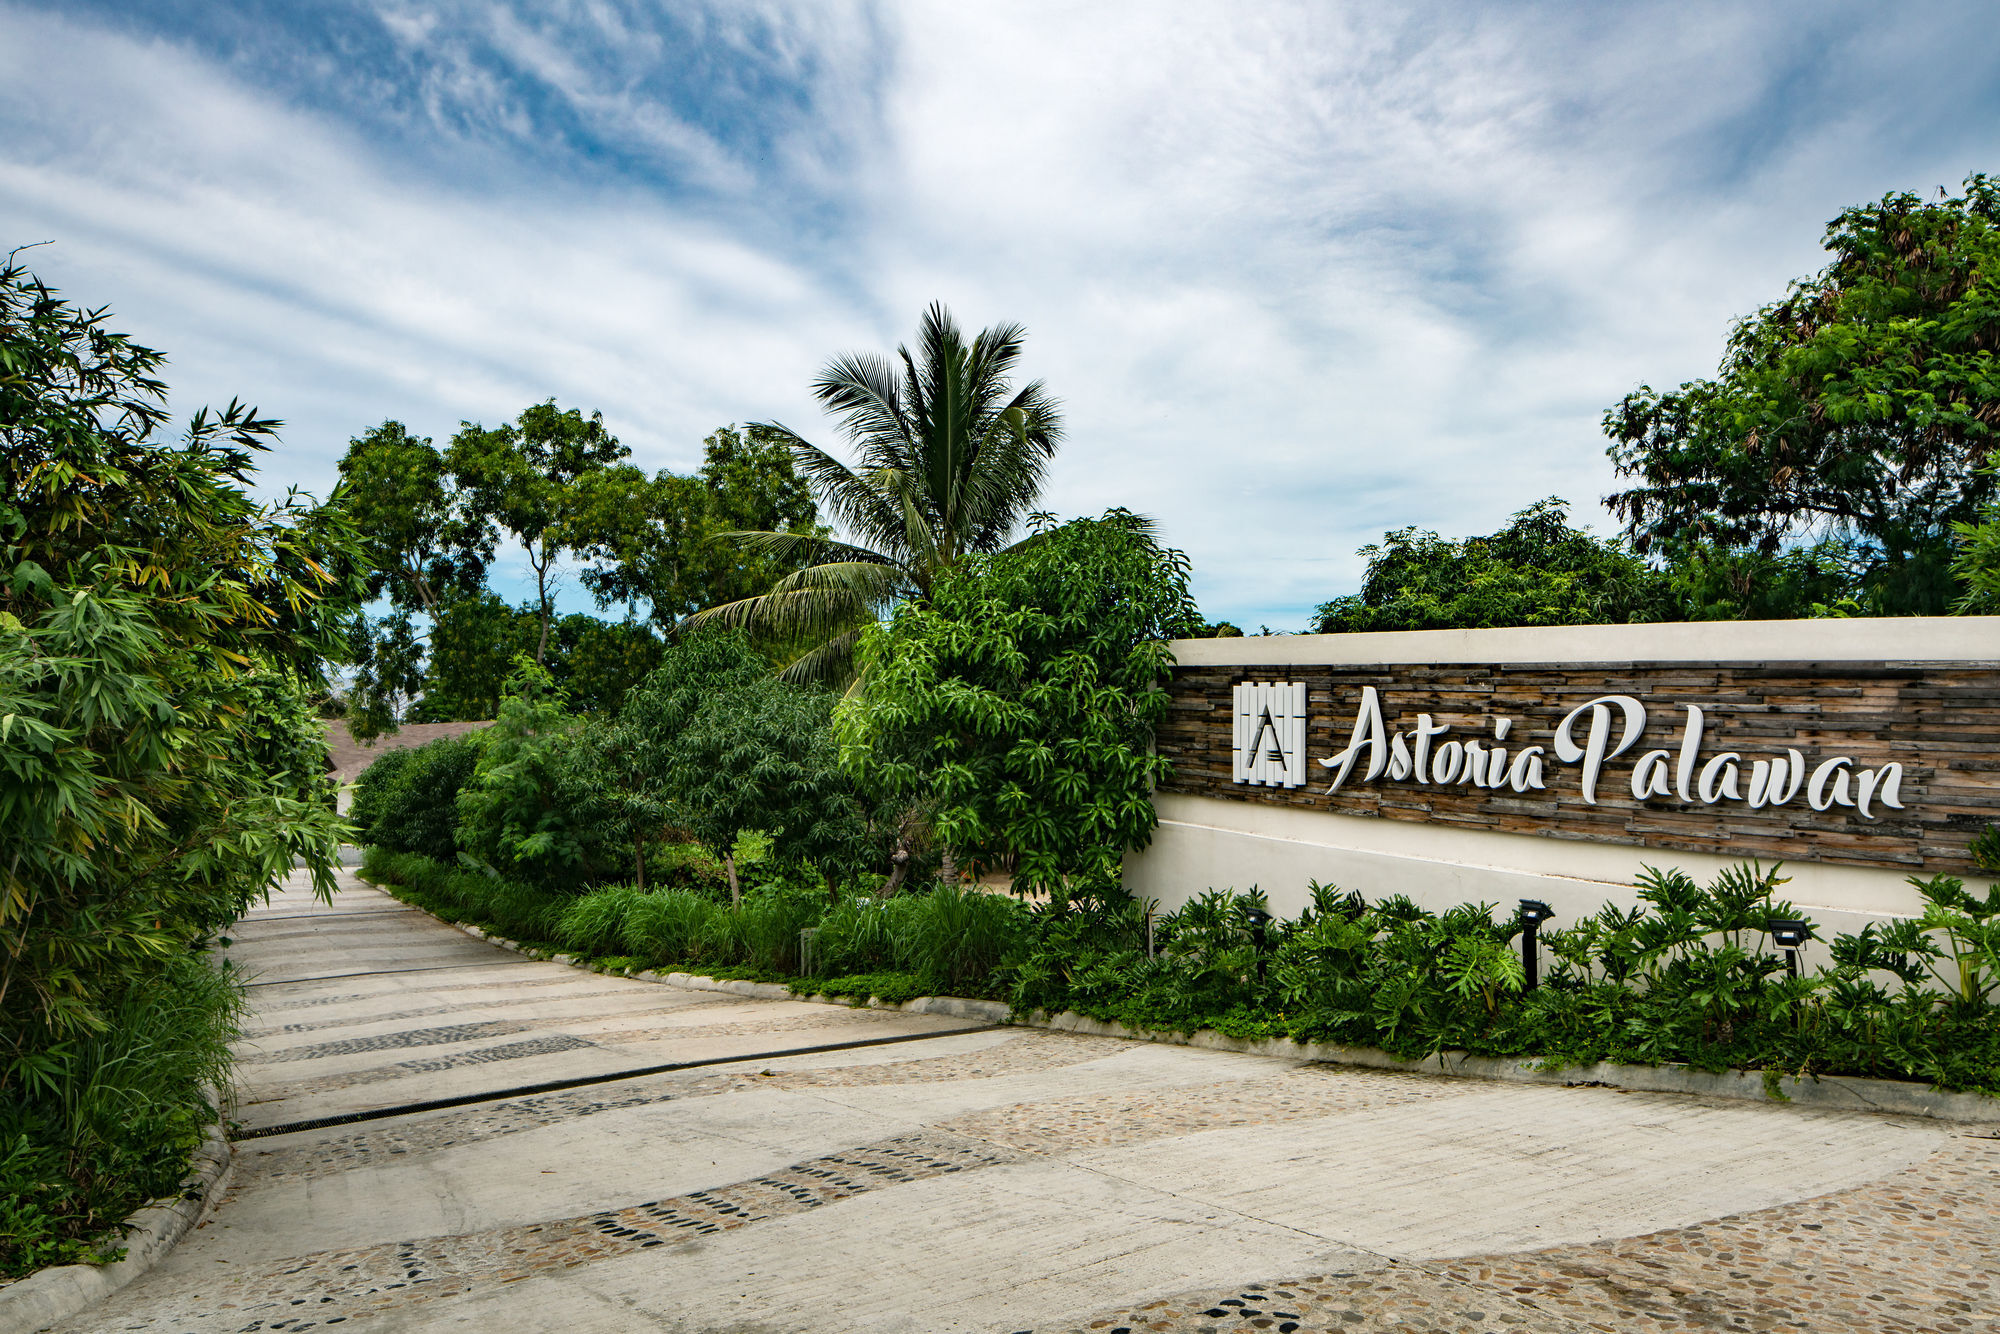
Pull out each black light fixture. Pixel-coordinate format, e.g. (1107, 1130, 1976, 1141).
(1768, 918, 1811, 977)
(1518, 899, 1556, 991)
(1243, 904, 1274, 979)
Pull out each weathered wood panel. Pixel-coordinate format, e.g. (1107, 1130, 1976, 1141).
(1158, 660, 2000, 875)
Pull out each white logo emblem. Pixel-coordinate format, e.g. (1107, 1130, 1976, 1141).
(1233, 681, 1307, 789)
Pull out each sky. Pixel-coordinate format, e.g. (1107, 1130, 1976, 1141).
(5, 1, 1998, 631)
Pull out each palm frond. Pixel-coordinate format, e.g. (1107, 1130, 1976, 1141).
(776, 626, 866, 689)
(758, 426, 910, 555)
(717, 528, 898, 569)
(814, 353, 910, 464)
(686, 580, 874, 646)
(720, 301, 1065, 686)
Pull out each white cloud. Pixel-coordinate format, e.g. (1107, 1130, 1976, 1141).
(3, 0, 1996, 626)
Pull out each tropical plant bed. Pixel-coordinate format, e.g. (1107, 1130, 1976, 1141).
(366, 866, 2000, 1125)
(360, 847, 2000, 1097)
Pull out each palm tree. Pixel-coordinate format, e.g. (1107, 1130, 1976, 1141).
(691, 303, 1064, 684)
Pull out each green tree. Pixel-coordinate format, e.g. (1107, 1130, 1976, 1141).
(835, 511, 1200, 903)
(446, 400, 626, 665)
(569, 424, 820, 629)
(0, 253, 359, 1266)
(692, 303, 1064, 684)
(453, 660, 620, 891)
(334, 420, 491, 618)
(1605, 175, 2000, 615)
(413, 596, 662, 722)
(411, 592, 537, 722)
(617, 629, 865, 901)
(343, 608, 426, 741)
(1313, 499, 1675, 632)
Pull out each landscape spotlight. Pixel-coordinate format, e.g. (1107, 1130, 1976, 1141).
(1769, 918, 1811, 977)
(1518, 899, 1555, 991)
(1243, 904, 1274, 979)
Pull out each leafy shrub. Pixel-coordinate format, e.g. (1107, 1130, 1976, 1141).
(0, 255, 356, 1274)
(814, 896, 900, 975)
(354, 733, 484, 862)
(837, 511, 1201, 903)
(739, 885, 828, 974)
(805, 972, 929, 1006)
(361, 848, 566, 945)
(1, 956, 242, 1277)
(349, 747, 417, 838)
(455, 664, 625, 892)
(1010, 864, 2000, 1095)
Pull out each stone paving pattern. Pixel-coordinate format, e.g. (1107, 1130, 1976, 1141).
(58, 872, 2000, 1334)
(1044, 1133, 2000, 1332)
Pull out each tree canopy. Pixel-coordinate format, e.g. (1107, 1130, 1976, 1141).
(1604, 174, 2000, 615)
(335, 420, 491, 618)
(836, 511, 1200, 903)
(445, 400, 626, 664)
(568, 423, 819, 629)
(1312, 499, 1674, 632)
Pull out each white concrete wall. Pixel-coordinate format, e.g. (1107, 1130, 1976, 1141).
(1127, 617, 2000, 940)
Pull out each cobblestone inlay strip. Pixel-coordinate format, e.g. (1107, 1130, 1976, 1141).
(244, 987, 719, 1038)
(252, 971, 601, 1013)
(1036, 1134, 2000, 1334)
(239, 1029, 1132, 1186)
(65, 1131, 1019, 1333)
(940, 1064, 1470, 1155)
(237, 1020, 527, 1065)
(1039, 1266, 1580, 1334)
(1433, 1131, 2000, 1334)
(392, 1032, 597, 1073)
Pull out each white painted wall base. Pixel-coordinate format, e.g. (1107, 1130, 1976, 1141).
(1127, 792, 1935, 943)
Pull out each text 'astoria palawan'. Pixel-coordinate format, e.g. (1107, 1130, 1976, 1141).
(1317, 686, 1907, 819)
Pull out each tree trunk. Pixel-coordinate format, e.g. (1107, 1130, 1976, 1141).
(724, 852, 740, 908)
(634, 841, 646, 893)
(532, 541, 551, 666)
(939, 847, 959, 886)
(881, 847, 911, 898)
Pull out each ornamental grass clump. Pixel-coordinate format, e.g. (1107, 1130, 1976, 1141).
(892, 885, 1029, 995)
(557, 887, 646, 957)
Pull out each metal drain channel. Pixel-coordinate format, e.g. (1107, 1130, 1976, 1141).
(232, 1023, 996, 1140)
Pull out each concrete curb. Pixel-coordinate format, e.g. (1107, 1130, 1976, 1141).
(1031, 1012, 2000, 1125)
(384, 882, 2000, 1126)
(0, 1119, 233, 1334)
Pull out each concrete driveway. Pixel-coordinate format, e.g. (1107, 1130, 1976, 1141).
(61, 871, 2000, 1333)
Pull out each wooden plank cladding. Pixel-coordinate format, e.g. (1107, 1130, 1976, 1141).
(1156, 659, 2000, 876)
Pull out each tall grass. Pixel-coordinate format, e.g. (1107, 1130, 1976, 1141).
(364, 849, 1035, 1001)
(894, 885, 1030, 992)
(1, 955, 242, 1276)
(557, 887, 646, 955)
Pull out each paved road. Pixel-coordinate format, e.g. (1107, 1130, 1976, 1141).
(66, 870, 2000, 1333)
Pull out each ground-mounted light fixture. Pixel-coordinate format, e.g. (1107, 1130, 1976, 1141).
(1518, 899, 1556, 990)
(1243, 904, 1274, 979)
(1768, 918, 1811, 977)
